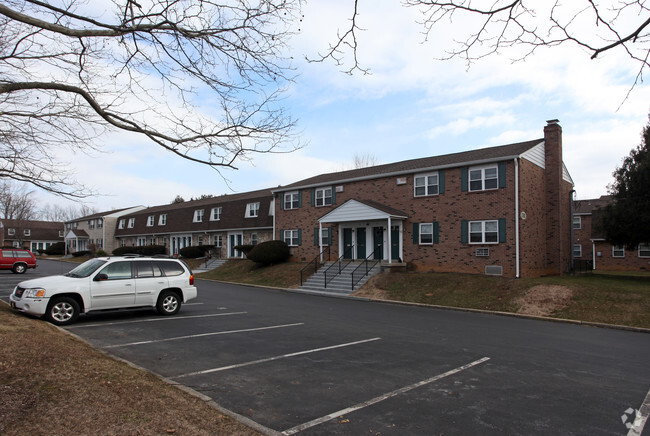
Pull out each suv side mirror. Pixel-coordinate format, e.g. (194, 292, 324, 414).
(94, 273, 109, 281)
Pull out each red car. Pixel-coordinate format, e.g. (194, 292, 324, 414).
(0, 248, 37, 274)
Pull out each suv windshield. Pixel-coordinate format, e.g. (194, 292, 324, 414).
(65, 258, 107, 278)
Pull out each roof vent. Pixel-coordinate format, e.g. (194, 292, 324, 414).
(546, 119, 559, 125)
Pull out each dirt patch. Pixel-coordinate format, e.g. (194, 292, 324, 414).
(515, 285, 574, 317)
(352, 275, 390, 300)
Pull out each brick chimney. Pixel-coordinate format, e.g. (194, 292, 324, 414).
(543, 119, 569, 274)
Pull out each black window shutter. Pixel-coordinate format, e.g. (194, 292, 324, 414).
(412, 223, 419, 244)
(433, 221, 440, 244)
(499, 218, 506, 243)
(498, 162, 507, 188)
(439, 171, 445, 194)
(461, 168, 468, 192)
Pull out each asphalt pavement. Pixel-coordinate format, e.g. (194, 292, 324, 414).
(1, 259, 649, 435)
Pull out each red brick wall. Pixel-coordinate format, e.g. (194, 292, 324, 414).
(276, 162, 520, 276)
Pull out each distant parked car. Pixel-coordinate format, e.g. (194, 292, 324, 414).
(0, 248, 37, 274)
(9, 256, 197, 325)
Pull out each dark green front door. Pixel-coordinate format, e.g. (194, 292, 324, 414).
(356, 227, 366, 259)
(343, 228, 353, 259)
(373, 227, 383, 260)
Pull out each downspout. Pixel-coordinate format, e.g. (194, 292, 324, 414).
(387, 216, 392, 264)
(514, 158, 520, 278)
(319, 222, 323, 262)
(570, 190, 576, 274)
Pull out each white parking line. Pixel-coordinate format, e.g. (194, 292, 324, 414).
(173, 337, 382, 379)
(628, 386, 650, 436)
(282, 356, 491, 435)
(67, 312, 247, 328)
(102, 322, 304, 349)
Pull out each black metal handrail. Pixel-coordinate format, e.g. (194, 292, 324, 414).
(351, 251, 380, 290)
(323, 245, 354, 288)
(300, 246, 330, 286)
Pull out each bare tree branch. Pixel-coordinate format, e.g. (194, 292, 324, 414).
(0, 0, 303, 198)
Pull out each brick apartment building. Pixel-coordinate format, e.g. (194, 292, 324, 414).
(272, 120, 574, 278)
(113, 189, 273, 257)
(573, 196, 650, 271)
(0, 219, 64, 252)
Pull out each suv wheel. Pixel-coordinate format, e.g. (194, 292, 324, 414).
(12, 263, 27, 274)
(46, 297, 80, 326)
(157, 290, 181, 316)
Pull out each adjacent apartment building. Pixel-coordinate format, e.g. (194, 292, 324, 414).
(272, 120, 574, 278)
(65, 207, 145, 254)
(0, 219, 64, 252)
(573, 195, 650, 271)
(113, 189, 273, 257)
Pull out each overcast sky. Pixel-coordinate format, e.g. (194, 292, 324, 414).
(36, 1, 650, 213)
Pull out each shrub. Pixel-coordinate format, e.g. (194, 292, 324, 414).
(95, 249, 108, 257)
(72, 250, 90, 257)
(234, 244, 255, 255)
(45, 242, 65, 255)
(246, 240, 290, 265)
(179, 246, 205, 258)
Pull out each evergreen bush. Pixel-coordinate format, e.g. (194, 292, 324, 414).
(44, 242, 65, 255)
(246, 240, 290, 265)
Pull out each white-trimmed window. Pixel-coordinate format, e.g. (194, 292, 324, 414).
(193, 209, 204, 222)
(419, 223, 434, 244)
(59, 230, 64, 237)
(147, 216, 155, 227)
(118, 219, 125, 229)
(284, 229, 300, 246)
(573, 244, 582, 258)
(612, 246, 625, 258)
(89, 219, 95, 229)
(8, 228, 15, 236)
(137, 237, 146, 246)
(315, 187, 332, 207)
(469, 220, 498, 244)
(210, 207, 222, 221)
(97, 219, 103, 229)
(414, 173, 439, 197)
(215, 235, 223, 247)
(127, 218, 135, 228)
(251, 233, 258, 245)
(246, 202, 260, 218)
(159, 214, 167, 226)
(24, 229, 30, 236)
(469, 165, 498, 191)
(572, 215, 582, 229)
(639, 243, 650, 258)
(284, 191, 300, 209)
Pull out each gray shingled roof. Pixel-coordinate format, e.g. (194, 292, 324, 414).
(274, 138, 544, 191)
(574, 195, 613, 214)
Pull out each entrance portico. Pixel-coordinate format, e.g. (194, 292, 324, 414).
(318, 199, 408, 263)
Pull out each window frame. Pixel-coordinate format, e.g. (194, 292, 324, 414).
(639, 243, 650, 258)
(468, 220, 499, 244)
(193, 209, 204, 223)
(159, 214, 167, 226)
(284, 191, 300, 210)
(315, 187, 332, 207)
(246, 202, 260, 218)
(24, 229, 31, 236)
(414, 172, 439, 197)
(7, 228, 15, 236)
(612, 246, 625, 258)
(468, 164, 499, 192)
(146, 216, 155, 227)
(283, 229, 300, 247)
(572, 215, 582, 230)
(210, 207, 222, 221)
(118, 219, 125, 229)
(419, 223, 434, 245)
(127, 218, 135, 228)
(573, 244, 582, 258)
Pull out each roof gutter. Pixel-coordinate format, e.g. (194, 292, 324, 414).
(271, 152, 538, 194)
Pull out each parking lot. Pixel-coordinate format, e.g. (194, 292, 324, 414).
(2, 259, 650, 435)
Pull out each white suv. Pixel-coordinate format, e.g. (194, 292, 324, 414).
(10, 256, 198, 326)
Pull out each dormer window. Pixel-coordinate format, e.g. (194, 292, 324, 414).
(210, 207, 222, 221)
(193, 209, 204, 222)
(147, 216, 155, 227)
(127, 218, 135, 228)
(118, 219, 125, 229)
(245, 202, 260, 218)
(159, 214, 167, 226)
